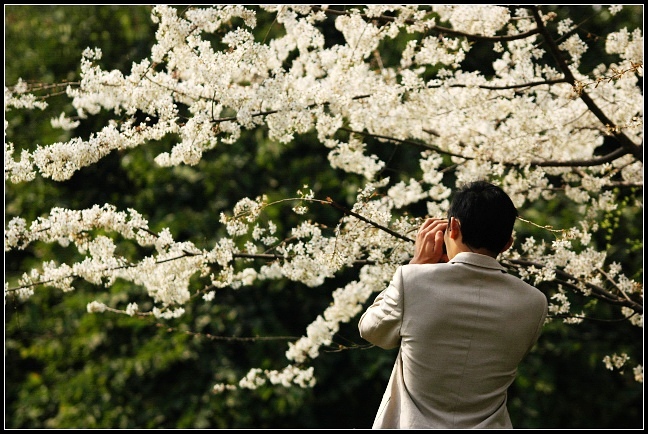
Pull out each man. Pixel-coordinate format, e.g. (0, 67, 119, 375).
(358, 180, 548, 429)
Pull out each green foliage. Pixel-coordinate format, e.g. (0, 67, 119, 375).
(511, 316, 642, 429)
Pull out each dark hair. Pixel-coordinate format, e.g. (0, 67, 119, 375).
(447, 180, 518, 254)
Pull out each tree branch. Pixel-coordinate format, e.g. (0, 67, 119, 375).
(506, 258, 643, 315)
(530, 6, 643, 162)
(324, 197, 414, 243)
(344, 127, 634, 169)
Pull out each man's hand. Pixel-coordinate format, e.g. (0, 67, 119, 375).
(410, 218, 449, 264)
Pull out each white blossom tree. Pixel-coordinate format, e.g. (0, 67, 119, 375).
(5, 4, 643, 401)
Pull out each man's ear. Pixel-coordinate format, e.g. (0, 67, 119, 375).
(448, 217, 460, 240)
(500, 236, 513, 253)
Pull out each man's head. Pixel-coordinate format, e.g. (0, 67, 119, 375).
(446, 180, 518, 255)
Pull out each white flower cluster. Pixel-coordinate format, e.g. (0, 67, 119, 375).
(87, 300, 107, 313)
(633, 365, 643, 383)
(432, 5, 511, 36)
(549, 290, 571, 315)
(5, 79, 48, 111)
(387, 179, 428, 209)
(326, 137, 385, 180)
(603, 353, 630, 371)
(50, 112, 80, 131)
(213, 364, 315, 393)
(621, 307, 643, 327)
(5, 203, 214, 317)
(5, 204, 153, 253)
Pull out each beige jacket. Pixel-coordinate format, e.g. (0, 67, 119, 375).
(359, 252, 548, 429)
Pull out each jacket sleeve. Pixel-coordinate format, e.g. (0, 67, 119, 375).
(358, 266, 404, 349)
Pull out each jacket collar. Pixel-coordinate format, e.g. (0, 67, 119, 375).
(449, 252, 506, 272)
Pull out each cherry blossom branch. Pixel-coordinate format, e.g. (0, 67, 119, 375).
(7, 195, 640, 322)
(309, 5, 542, 42)
(324, 197, 413, 243)
(6, 80, 81, 100)
(345, 127, 635, 169)
(506, 258, 643, 315)
(529, 6, 643, 162)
